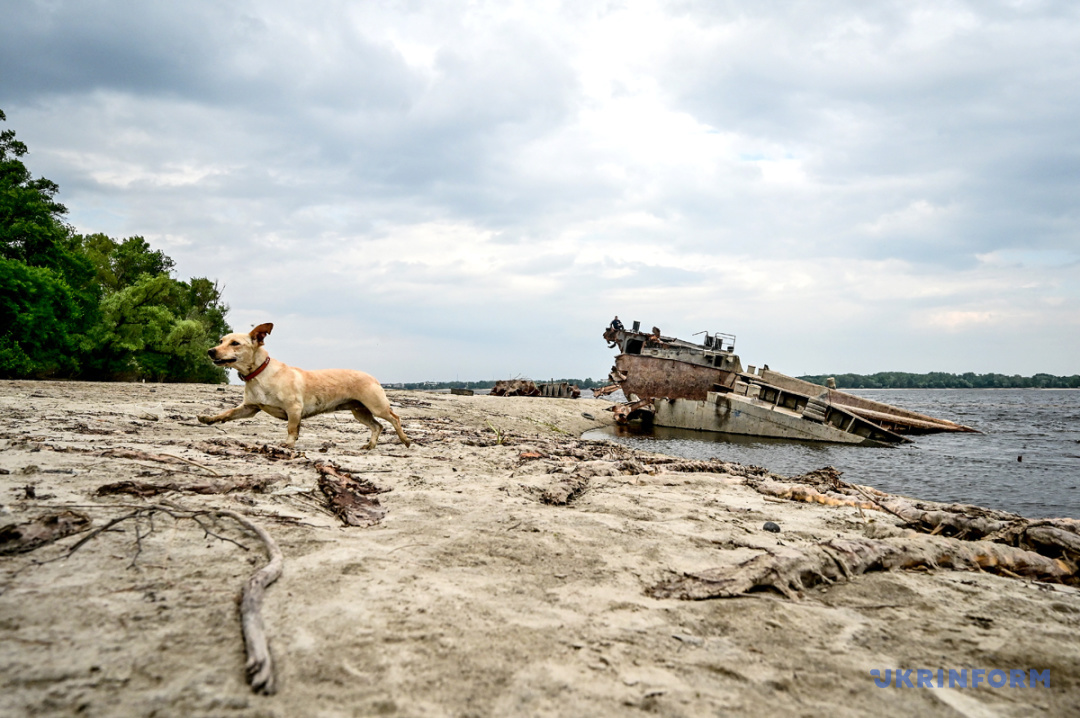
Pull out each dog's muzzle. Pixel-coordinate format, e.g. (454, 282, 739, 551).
(208, 349, 237, 366)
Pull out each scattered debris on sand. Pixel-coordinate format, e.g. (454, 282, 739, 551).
(1, 381, 1078, 716)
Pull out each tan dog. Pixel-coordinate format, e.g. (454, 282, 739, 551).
(197, 323, 410, 450)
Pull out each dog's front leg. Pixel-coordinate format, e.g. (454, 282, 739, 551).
(198, 403, 261, 425)
(283, 405, 303, 448)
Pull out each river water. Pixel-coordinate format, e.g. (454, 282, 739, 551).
(584, 389, 1080, 519)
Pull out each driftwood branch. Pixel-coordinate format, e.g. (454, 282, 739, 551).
(649, 464, 1080, 602)
(98, 447, 197, 467)
(745, 467, 1080, 566)
(48, 504, 283, 694)
(190, 513, 250, 552)
(215, 509, 283, 695)
(647, 458, 770, 478)
(649, 535, 1076, 601)
(156, 452, 222, 476)
(753, 477, 881, 511)
(95, 474, 284, 498)
(65, 509, 152, 557)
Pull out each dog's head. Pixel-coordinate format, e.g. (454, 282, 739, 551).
(207, 323, 273, 369)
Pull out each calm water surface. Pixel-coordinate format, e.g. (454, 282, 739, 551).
(585, 389, 1080, 519)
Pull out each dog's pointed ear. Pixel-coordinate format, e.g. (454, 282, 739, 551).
(250, 323, 274, 345)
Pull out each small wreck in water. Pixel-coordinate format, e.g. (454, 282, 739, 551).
(603, 322, 975, 446)
(490, 379, 581, 399)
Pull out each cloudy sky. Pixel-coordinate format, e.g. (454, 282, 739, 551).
(3, 0, 1078, 382)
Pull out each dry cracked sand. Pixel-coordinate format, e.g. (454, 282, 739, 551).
(1, 380, 1078, 717)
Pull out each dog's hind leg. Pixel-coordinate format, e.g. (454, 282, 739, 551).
(350, 404, 384, 450)
(385, 408, 411, 448)
(368, 405, 411, 448)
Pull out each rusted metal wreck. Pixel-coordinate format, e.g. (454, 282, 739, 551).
(603, 321, 976, 446)
(490, 379, 581, 399)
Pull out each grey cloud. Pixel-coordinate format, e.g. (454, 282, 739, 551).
(1, 2, 421, 111)
(3, 3, 587, 239)
(655, 1, 1080, 265)
(3, 0, 1078, 378)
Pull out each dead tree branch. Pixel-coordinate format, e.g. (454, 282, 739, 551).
(51, 504, 282, 694)
(745, 467, 1080, 566)
(156, 452, 222, 476)
(215, 509, 283, 695)
(650, 535, 1077, 601)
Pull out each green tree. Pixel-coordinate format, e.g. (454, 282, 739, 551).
(0, 109, 229, 382)
(87, 274, 177, 379)
(0, 110, 69, 270)
(0, 258, 82, 377)
(74, 233, 175, 291)
(0, 110, 100, 377)
(85, 273, 229, 383)
(178, 277, 230, 344)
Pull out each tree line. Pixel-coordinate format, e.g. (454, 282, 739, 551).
(1, 109, 230, 382)
(798, 372, 1080, 389)
(401, 374, 1080, 392)
(393, 378, 604, 390)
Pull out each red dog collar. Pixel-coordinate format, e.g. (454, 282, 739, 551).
(238, 356, 271, 382)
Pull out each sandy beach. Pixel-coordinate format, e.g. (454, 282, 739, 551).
(1, 380, 1078, 717)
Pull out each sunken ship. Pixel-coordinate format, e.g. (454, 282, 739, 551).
(603, 321, 975, 446)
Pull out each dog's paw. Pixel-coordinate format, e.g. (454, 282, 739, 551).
(196, 415, 213, 425)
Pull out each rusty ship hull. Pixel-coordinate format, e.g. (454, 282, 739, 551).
(603, 323, 975, 446)
(613, 353, 738, 403)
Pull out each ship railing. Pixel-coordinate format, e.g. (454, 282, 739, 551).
(694, 331, 736, 353)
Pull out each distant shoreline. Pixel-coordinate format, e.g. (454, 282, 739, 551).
(798, 372, 1080, 390)
(845, 386, 1080, 391)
